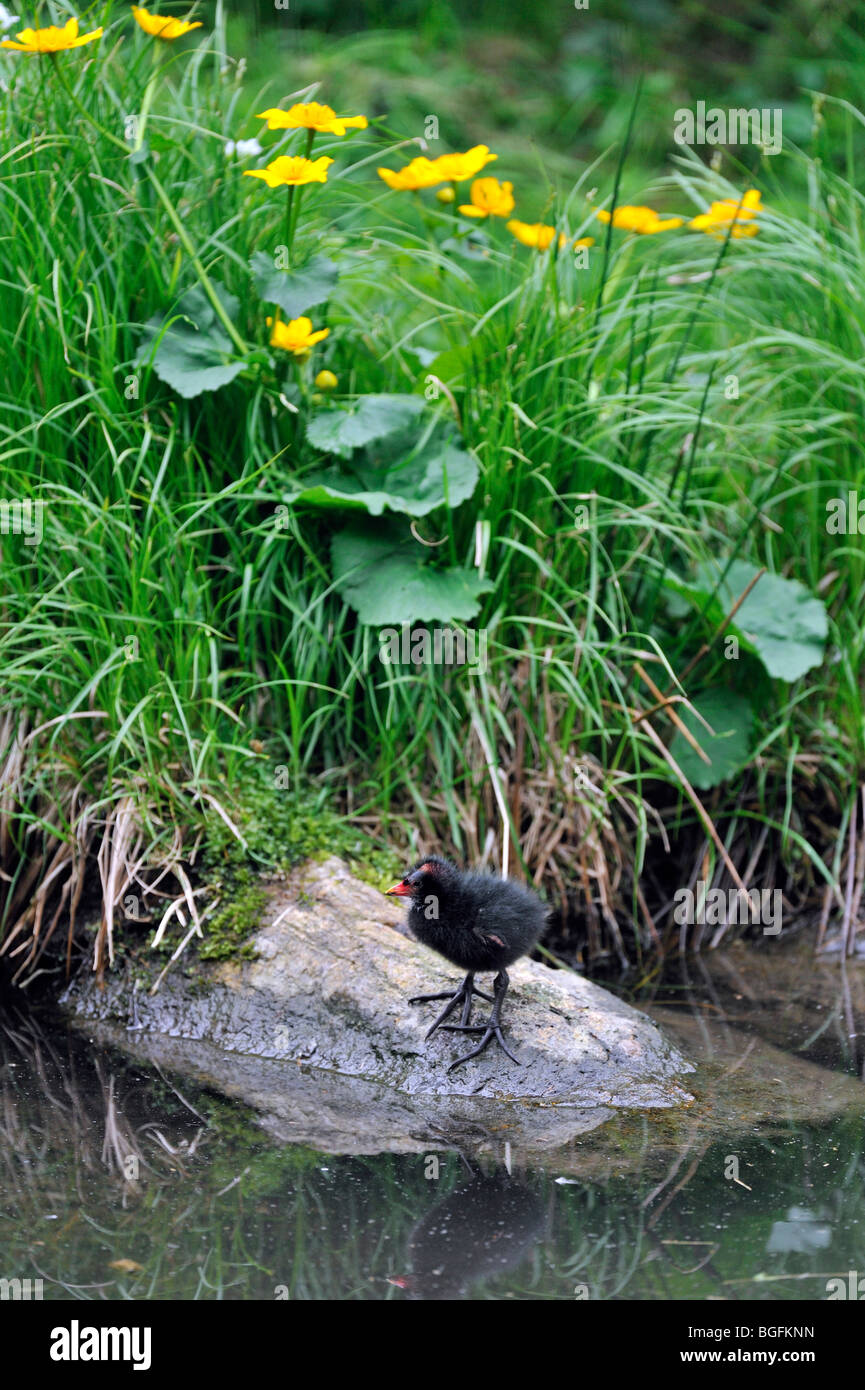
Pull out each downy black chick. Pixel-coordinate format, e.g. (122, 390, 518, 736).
(386, 856, 548, 1069)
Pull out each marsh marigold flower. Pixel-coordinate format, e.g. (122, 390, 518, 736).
(507, 220, 557, 250)
(689, 189, 762, 238)
(596, 205, 683, 234)
(256, 102, 367, 136)
(244, 155, 333, 188)
(431, 145, 497, 182)
(131, 8, 202, 40)
(459, 177, 514, 219)
(377, 156, 444, 191)
(268, 316, 329, 356)
(1, 15, 102, 52)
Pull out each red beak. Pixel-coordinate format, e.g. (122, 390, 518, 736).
(385, 880, 411, 896)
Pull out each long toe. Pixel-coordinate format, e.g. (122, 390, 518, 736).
(446, 1023, 523, 1070)
(408, 990, 458, 1005)
(424, 993, 466, 1039)
(492, 1025, 522, 1066)
(447, 1030, 495, 1071)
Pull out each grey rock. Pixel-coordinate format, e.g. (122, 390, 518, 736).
(62, 867, 865, 1172)
(66, 856, 693, 1108)
(65, 855, 697, 1167)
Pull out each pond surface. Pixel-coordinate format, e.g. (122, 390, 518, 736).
(1, 943, 864, 1300)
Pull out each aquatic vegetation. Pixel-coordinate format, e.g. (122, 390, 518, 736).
(0, 4, 861, 981)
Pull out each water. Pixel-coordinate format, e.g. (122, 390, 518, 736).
(1, 945, 864, 1300)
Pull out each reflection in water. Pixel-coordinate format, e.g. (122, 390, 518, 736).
(624, 942, 865, 1078)
(766, 1209, 832, 1255)
(391, 1162, 546, 1299)
(1, 972, 865, 1300)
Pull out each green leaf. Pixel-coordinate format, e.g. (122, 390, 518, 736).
(697, 560, 828, 682)
(669, 690, 753, 790)
(135, 283, 247, 399)
(250, 252, 339, 318)
(662, 561, 828, 683)
(331, 523, 493, 625)
(290, 434, 478, 518)
(306, 394, 427, 459)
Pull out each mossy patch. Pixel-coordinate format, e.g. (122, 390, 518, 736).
(198, 870, 268, 961)
(190, 764, 403, 962)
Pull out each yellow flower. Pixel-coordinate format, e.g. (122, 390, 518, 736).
(507, 221, 595, 251)
(507, 219, 557, 250)
(315, 369, 338, 390)
(436, 186, 456, 204)
(244, 155, 334, 188)
(131, 8, 202, 40)
(458, 177, 514, 219)
(268, 316, 330, 355)
(689, 189, 762, 238)
(377, 156, 444, 191)
(1, 16, 103, 52)
(256, 102, 367, 136)
(596, 205, 684, 234)
(431, 145, 497, 182)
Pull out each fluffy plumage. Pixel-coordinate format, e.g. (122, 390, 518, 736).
(397, 855, 547, 970)
(385, 855, 549, 1070)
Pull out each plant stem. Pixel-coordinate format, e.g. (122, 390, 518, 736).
(285, 130, 316, 267)
(48, 52, 127, 152)
(148, 167, 248, 354)
(285, 185, 295, 264)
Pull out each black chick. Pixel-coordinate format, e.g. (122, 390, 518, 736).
(385, 856, 548, 1069)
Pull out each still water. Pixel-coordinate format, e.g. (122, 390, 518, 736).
(1, 945, 864, 1300)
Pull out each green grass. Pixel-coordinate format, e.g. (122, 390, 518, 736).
(0, 2, 864, 982)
